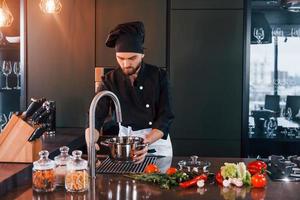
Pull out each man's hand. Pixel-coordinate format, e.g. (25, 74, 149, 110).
(85, 128, 100, 151)
(133, 129, 163, 164)
(133, 138, 149, 164)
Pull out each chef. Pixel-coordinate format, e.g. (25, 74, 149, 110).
(86, 21, 174, 163)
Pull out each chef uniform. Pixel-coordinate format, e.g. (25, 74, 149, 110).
(94, 21, 174, 157)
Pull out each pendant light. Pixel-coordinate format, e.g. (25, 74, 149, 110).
(0, 0, 14, 27)
(40, 0, 62, 14)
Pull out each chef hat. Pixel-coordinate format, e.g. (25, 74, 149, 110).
(105, 21, 145, 53)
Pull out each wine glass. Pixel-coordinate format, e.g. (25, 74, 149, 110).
(2, 60, 12, 90)
(253, 28, 265, 44)
(286, 107, 292, 121)
(13, 61, 21, 89)
(0, 113, 8, 132)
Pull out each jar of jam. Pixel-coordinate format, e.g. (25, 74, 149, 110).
(65, 150, 89, 192)
(32, 150, 56, 192)
(54, 146, 71, 186)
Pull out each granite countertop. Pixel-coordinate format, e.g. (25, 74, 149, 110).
(2, 156, 300, 200)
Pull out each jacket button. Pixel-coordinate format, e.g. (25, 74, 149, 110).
(146, 104, 150, 108)
(139, 86, 143, 90)
(148, 121, 152, 125)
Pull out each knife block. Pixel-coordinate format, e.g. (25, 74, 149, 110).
(0, 115, 42, 163)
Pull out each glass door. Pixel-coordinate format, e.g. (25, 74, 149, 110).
(247, 0, 300, 157)
(0, 0, 26, 132)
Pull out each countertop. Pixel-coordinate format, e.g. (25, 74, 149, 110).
(2, 156, 300, 200)
(0, 128, 85, 196)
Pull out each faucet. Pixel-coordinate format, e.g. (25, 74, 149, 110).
(88, 91, 122, 179)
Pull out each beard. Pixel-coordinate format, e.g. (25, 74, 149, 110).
(121, 61, 142, 76)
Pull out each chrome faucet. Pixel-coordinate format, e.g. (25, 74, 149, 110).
(88, 91, 122, 179)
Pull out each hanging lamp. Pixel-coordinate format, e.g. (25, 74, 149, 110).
(40, 0, 62, 14)
(0, 0, 14, 27)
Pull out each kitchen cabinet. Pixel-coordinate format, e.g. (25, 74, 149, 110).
(95, 0, 167, 68)
(170, 6, 244, 156)
(171, 0, 243, 9)
(27, 0, 95, 127)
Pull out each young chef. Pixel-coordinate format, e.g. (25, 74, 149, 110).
(86, 21, 174, 163)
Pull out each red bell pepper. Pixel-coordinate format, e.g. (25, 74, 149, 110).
(179, 174, 208, 188)
(247, 160, 267, 176)
(215, 171, 223, 185)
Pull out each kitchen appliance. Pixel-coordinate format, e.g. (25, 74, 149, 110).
(267, 155, 300, 181)
(96, 156, 157, 174)
(101, 136, 148, 162)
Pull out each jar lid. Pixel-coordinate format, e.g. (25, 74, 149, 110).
(66, 150, 88, 170)
(54, 146, 71, 166)
(33, 150, 55, 170)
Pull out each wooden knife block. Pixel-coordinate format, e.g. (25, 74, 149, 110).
(0, 115, 42, 163)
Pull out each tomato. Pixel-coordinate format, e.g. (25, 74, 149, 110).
(179, 174, 207, 188)
(251, 173, 267, 188)
(216, 171, 223, 185)
(166, 167, 177, 175)
(144, 164, 160, 174)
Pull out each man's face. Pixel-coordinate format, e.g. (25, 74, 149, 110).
(116, 52, 144, 76)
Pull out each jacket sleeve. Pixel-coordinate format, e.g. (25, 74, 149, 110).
(152, 69, 175, 139)
(85, 77, 111, 133)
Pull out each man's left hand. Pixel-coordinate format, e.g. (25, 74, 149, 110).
(133, 138, 150, 164)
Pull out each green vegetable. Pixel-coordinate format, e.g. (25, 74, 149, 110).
(221, 163, 238, 179)
(125, 171, 191, 189)
(243, 171, 251, 186)
(220, 162, 252, 187)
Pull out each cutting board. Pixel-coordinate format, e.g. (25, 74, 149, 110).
(0, 115, 42, 163)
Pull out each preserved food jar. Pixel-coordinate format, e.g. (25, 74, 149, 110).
(65, 150, 89, 192)
(54, 146, 71, 186)
(32, 150, 56, 192)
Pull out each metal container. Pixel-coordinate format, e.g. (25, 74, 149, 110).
(101, 136, 147, 162)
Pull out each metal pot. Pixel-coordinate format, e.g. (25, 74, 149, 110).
(100, 136, 148, 162)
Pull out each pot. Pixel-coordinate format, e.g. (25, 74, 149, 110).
(100, 136, 148, 162)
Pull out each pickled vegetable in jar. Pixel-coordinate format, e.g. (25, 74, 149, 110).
(54, 146, 71, 186)
(32, 150, 56, 192)
(65, 150, 89, 192)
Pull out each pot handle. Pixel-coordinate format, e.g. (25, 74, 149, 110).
(100, 140, 110, 147)
(136, 143, 149, 150)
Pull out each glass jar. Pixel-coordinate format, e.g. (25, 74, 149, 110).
(65, 150, 89, 192)
(32, 150, 56, 192)
(54, 146, 71, 186)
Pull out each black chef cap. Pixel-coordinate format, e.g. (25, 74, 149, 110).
(105, 21, 145, 53)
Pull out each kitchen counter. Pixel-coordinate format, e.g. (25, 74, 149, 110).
(2, 156, 300, 200)
(0, 128, 85, 196)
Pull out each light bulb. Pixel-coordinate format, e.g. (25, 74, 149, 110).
(0, 0, 14, 27)
(40, 0, 62, 14)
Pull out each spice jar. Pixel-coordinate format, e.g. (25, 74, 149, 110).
(54, 146, 71, 186)
(32, 150, 56, 192)
(65, 150, 89, 192)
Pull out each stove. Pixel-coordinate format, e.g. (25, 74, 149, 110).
(267, 155, 300, 181)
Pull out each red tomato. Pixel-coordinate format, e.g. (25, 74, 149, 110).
(144, 164, 160, 173)
(251, 173, 267, 188)
(166, 167, 177, 175)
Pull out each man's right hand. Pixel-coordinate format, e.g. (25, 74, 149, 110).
(85, 128, 100, 151)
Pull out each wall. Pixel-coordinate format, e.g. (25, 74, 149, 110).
(27, 0, 95, 127)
